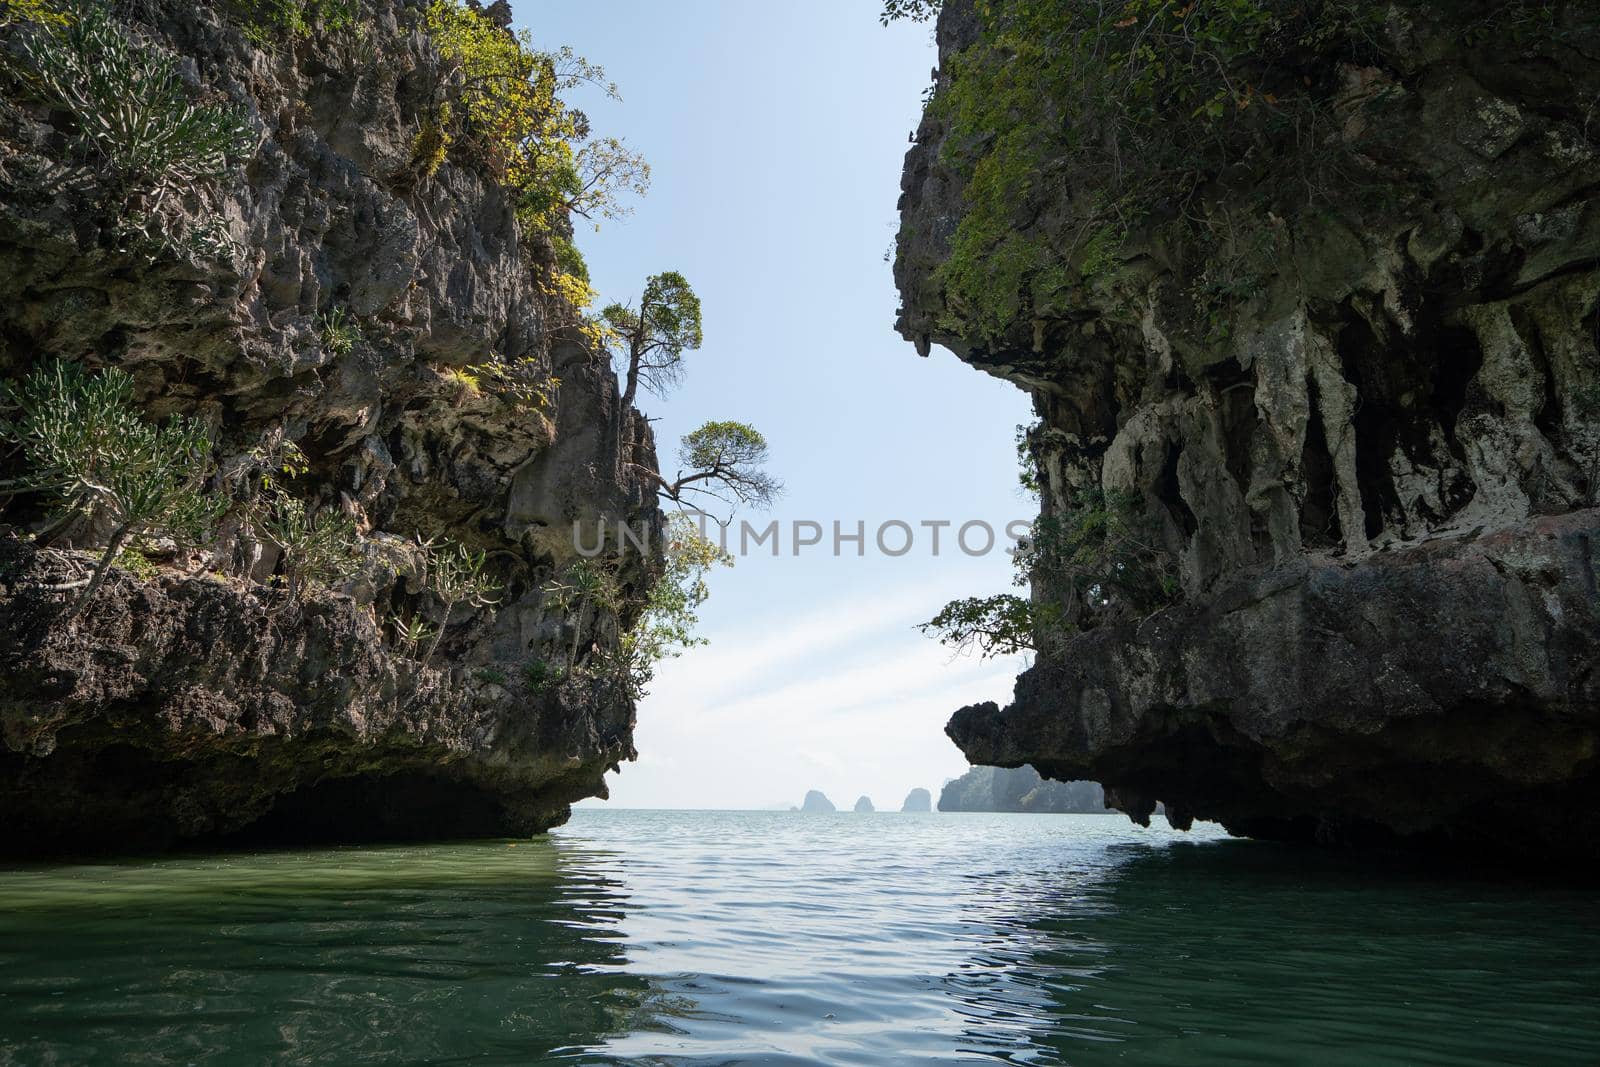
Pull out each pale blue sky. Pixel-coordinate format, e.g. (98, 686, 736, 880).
(517, 1, 1034, 809)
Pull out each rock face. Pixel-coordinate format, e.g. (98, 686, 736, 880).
(897, 1, 1600, 861)
(901, 787, 932, 813)
(939, 766, 1107, 814)
(852, 795, 874, 813)
(0, 1, 662, 854)
(800, 790, 836, 813)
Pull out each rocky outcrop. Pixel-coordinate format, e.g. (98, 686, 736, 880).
(853, 795, 874, 813)
(800, 790, 836, 813)
(938, 765, 1107, 814)
(898, 0, 1600, 861)
(901, 787, 932, 813)
(0, 0, 662, 853)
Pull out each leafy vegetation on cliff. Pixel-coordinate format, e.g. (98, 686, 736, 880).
(539, 512, 729, 701)
(894, 0, 1578, 345)
(423, 0, 647, 293)
(898, 0, 1388, 340)
(2, 4, 252, 256)
(923, 474, 1177, 659)
(6, 4, 252, 179)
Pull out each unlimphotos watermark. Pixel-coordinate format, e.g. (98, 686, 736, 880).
(573, 513, 1033, 559)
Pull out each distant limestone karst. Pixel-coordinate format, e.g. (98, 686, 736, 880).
(900, 788, 933, 813)
(853, 796, 874, 813)
(800, 790, 836, 813)
(938, 766, 1109, 814)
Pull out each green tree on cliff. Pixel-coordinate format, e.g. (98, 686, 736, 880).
(601, 273, 780, 520)
(604, 511, 730, 700)
(646, 421, 781, 518)
(602, 271, 703, 409)
(921, 489, 1177, 659)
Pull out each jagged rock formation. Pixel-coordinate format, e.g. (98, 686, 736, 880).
(898, 1, 1600, 861)
(800, 790, 836, 813)
(852, 795, 874, 813)
(0, 0, 662, 853)
(901, 787, 932, 813)
(939, 765, 1107, 814)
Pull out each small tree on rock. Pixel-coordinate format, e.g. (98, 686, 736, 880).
(644, 420, 781, 519)
(602, 271, 703, 408)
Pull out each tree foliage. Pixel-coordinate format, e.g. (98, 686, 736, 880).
(0, 361, 219, 618)
(603, 512, 730, 700)
(1025, 488, 1180, 629)
(920, 592, 1044, 659)
(879, 0, 940, 23)
(921, 487, 1178, 660)
(645, 420, 781, 517)
(423, 1, 648, 236)
(602, 270, 703, 407)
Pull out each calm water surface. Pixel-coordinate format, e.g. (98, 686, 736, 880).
(0, 810, 1596, 1065)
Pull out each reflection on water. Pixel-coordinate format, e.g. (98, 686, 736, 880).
(0, 810, 1597, 1065)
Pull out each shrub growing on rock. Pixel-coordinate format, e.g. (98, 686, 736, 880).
(603, 512, 729, 701)
(258, 489, 363, 601)
(922, 488, 1178, 659)
(4, 4, 252, 197)
(230, 0, 355, 43)
(0, 360, 219, 618)
(318, 307, 361, 356)
(414, 539, 500, 662)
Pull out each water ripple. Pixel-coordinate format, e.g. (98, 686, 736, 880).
(1, 811, 1597, 1064)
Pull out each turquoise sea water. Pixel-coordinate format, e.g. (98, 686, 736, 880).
(0, 809, 1597, 1065)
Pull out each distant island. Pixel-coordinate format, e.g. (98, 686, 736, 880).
(800, 790, 836, 813)
(853, 796, 874, 813)
(939, 766, 1109, 814)
(900, 788, 932, 813)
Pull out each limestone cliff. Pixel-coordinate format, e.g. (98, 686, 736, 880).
(938, 766, 1107, 814)
(897, 0, 1600, 861)
(0, 0, 663, 853)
